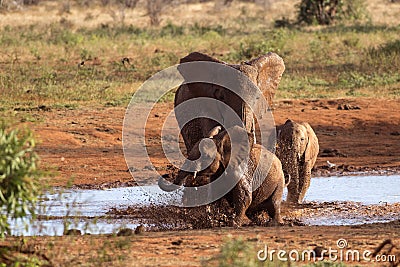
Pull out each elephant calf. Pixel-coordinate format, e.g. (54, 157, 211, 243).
(275, 120, 319, 204)
(159, 125, 288, 226)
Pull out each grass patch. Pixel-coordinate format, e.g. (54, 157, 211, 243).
(0, 3, 399, 114)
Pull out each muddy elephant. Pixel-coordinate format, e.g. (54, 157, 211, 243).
(275, 120, 319, 204)
(159, 125, 288, 226)
(175, 52, 285, 153)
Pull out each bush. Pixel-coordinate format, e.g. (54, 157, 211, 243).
(227, 29, 290, 61)
(0, 0, 40, 9)
(297, 0, 368, 25)
(0, 124, 42, 237)
(146, 0, 173, 26)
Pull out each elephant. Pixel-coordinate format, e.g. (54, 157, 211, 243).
(175, 51, 285, 153)
(159, 125, 288, 226)
(275, 120, 319, 204)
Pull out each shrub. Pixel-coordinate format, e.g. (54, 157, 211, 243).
(146, 0, 173, 26)
(0, 0, 40, 10)
(0, 124, 42, 237)
(227, 29, 290, 61)
(297, 0, 368, 25)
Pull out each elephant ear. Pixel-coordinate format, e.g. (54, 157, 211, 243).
(245, 52, 285, 107)
(276, 120, 293, 137)
(301, 122, 319, 164)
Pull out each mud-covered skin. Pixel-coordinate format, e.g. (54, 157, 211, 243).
(231, 144, 285, 226)
(175, 52, 285, 153)
(159, 126, 285, 226)
(275, 120, 319, 204)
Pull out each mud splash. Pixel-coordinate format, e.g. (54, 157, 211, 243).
(8, 175, 400, 236)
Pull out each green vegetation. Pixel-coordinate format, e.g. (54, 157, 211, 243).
(1, 21, 399, 110)
(0, 123, 42, 237)
(0, 1, 399, 112)
(296, 0, 369, 25)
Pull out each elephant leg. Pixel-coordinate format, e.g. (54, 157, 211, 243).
(298, 164, 312, 203)
(263, 186, 284, 226)
(231, 180, 252, 227)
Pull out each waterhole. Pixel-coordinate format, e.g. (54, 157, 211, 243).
(9, 175, 400, 236)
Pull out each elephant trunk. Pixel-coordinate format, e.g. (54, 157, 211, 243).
(242, 104, 252, 132)
(286, 167, 300, 203)
(279, 149, 301, 204)
(283, 172, 291, 187)
(241, 103, 256, 143)
(158, 176, 183, 192)
(158, 160, 201, 192)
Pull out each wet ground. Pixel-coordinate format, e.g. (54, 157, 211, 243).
(9, 175, 400, 236)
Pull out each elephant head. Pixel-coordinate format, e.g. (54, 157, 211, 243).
(158, 125, 252, 196)
(276, 120, 319, 204)
(174, 52, 285, 153)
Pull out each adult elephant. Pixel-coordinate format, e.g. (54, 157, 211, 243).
(275, 120, 319, 204)
(174, 52, 285, 153)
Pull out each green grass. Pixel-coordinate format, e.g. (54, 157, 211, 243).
(0, 10, 399, 112)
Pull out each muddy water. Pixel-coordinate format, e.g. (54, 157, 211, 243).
(9, 186, 181, 236)
(9, 175, 400, 236)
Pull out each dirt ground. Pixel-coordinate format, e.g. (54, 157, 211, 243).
(25, 97, 400, 187)
(6, 97, 399, 266)
(1, 221, 399, 266)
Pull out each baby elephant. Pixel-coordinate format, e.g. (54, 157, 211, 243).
(275, 120, 319, 204)
(159, 125, 288, 226)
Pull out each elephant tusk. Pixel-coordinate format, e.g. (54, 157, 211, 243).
(193, 171, 197, 179)
(208, 126, 222, 138)
(284, 173, 291, 187)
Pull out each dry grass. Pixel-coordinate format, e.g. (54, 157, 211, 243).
(1, 0, 399, 29)
(365, 0, 400, 25)
(0, 0, 399, 110)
